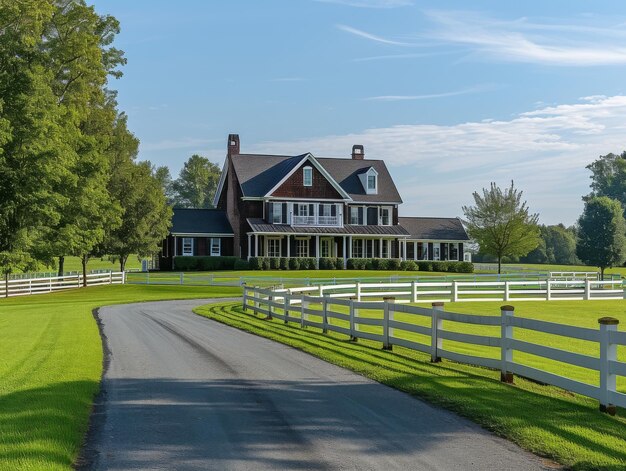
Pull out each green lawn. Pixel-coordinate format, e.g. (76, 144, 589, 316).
(487, 262, 626, 277)
(0, 284, 241, 471)
(196, 300, 626, 470)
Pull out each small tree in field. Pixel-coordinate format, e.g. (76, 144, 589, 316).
(576, 196, 626, 279)
(463, 181, 540, 274)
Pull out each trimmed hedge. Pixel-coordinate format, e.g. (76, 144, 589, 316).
(173, 256, 238, 271)
(248, 257, 320, 270)
(348, 259, 473, 273)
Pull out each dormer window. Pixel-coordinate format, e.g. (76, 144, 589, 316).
(359, 167, 378, 195)
(303, 166, 313, 186)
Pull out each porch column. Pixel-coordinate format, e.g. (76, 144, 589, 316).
(315, 234, 320, 262)
(174, 236, 177, 256)
(247, 234, 251, 260)
(414, 241, 417, 261)
(348, 235, 352, 259)
(254, 234, 259, 257)
(402, 239, 406, 260)
(379, 238, 383, 259)
(342, 236, 347, 268)
(286, 234, 290, 258)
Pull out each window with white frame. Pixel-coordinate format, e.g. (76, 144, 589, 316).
(379, 207, 391, 226)
(349, 206, 363, 225)
(296, 238, 309, 257)
(303, 166, 313, 186)
(352, 239, 364, 258)
(367, 174, 376, 191)
(182, 238, 193, 256)
(210, 238, 221, 256)
(272, 202, 283, 224)
(267, 238, 281, 258)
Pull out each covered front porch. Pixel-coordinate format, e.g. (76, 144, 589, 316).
(405, 240, 468, 262)
(247, 233, 409, 267)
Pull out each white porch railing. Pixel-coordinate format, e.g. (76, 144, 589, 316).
(243, 284, 626, 413)
(292, 215, 341, 226)
(0, 272, 125, 298)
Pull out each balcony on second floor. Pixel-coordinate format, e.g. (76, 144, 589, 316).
(292, 214, 341, 226)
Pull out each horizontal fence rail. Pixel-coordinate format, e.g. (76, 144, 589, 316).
(243, 285, 626, 414)
(0, 272, 125, 298)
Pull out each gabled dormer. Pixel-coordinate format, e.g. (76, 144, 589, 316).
(358, 166, 378, 195)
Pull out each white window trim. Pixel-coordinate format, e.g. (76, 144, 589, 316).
(182, 237, 194, 256)
(349, 206, 364, 225)
(296, 238, 309, 257)
(267, 237, 281, 258)
(210, 238, 221, 256)
(303, 166, 313, 187)
(272, 202, 283, 224)
(379, 206, 392, 226)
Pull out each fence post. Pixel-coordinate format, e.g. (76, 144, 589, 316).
(301, 294, 308, 328)
(546, 279, 552, 301)
(319, 284, 324, 298)
(431, 302, 443, 362)
(412, 280, 417, 303)
(356, 282, 362, 301)
(322, 298, 328, 334)
(504, 281, 510, 302)
(500, 305, 515, 384)
(242, 286, 248, 311)
(452, 281, 458, 302)
(585, 279, 591, 300)
(382, 296, 395, 350)
(599, 317, 619, 415)
(267, 289, 274, 320)
(284, 293, 289, 324)
(349, 296, 358, 341)
(29, 279, 32, 296)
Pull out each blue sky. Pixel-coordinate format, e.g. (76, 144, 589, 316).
(101, 0, 626, 225)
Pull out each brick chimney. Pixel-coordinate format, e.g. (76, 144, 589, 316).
(352, 144, 364, 160)
(227, 134, 240, 156)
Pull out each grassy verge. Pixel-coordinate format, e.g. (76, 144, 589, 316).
(0, 284, 241, 471)
(195, 301, 626, 470)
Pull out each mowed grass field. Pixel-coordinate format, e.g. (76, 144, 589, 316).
(197, 300, 626, 470)
(0, 284, 241, 471)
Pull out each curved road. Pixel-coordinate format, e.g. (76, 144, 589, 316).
(81, 299, 552, 470)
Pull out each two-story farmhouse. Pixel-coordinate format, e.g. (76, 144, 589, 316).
(159, 134, 469, 269)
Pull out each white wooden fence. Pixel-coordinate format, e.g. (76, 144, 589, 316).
(0, 272, 125, 298)
(262, 279, 624, 304)
(243, 285, 626, 414)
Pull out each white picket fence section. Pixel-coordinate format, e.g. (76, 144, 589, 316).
(263, 279, 624, 304)
(243, 285, 626, 413)
(0, 272, 125, 298)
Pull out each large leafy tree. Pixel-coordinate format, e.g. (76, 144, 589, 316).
(586, 151, 626, 211)
(522, 224, 579, 265)
(171, 155, 221, 208)
(463, 181, 540, 273)
(153, 164, 176, 206)
(0, 1, 72, 282)
(576, 196, 626, 279)
(40, 1, 126, 276)
(102, 115, 172, 271)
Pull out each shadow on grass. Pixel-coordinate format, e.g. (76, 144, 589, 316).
(198, 302, 626, 471)
(0, 380, 98, 470)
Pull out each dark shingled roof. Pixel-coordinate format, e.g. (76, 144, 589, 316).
(247, 218, 409, 236)
(230, 153, 402, 203)
(399, 217, 469, 241)
(171, 208, 233, 235)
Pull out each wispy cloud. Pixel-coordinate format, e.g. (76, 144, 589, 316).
(251, 96, 626, 224)
(364, 85, 491, 101)
(424, 10, 626, 66)
(316, 0, 411, 8)
(336, 24, 414, 46)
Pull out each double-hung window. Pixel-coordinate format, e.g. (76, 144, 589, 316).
(296, 238, 309, 257)
(379, 207, 391, 226)
(182, 238, 194, 256)
(267, 238, 281, 258)
(367, 175, 376, 191)
(210, 238, 221, 256)
(349, 206, 361, 225)
(272, 202, 283, 224)
(303, 166, 313, 186)
(352, 239, 363, 258)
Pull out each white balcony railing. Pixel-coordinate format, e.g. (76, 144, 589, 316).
(292, 215, 341, 226)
